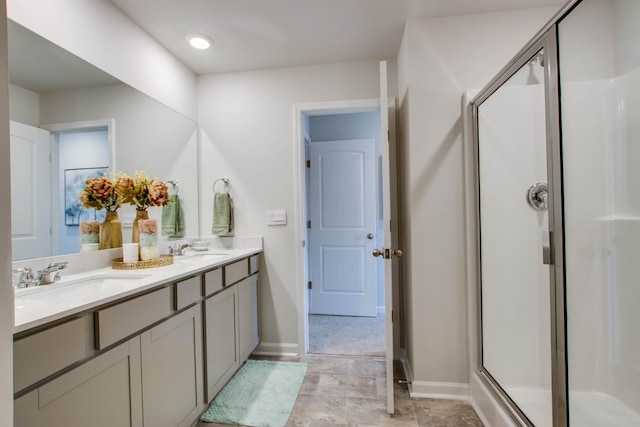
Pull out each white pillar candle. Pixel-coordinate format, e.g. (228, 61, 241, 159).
(122, 243, 139, 263)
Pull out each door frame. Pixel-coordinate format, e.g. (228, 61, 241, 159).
(293, 98, 387, 355)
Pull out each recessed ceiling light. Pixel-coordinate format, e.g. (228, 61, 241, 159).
(189, 35, 212, 50)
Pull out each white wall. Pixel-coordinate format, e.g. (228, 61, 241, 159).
(396, 6, 561, 400)
(197, 59, 397, 352)
(7, 0, 197, 120)
(0, 1, 13, 424)
(9, 84, 38, 126)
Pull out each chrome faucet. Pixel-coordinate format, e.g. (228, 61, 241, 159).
(168, 243, 191, 256)
(12, 267, 38, 288)
(35, 262, 69, 285)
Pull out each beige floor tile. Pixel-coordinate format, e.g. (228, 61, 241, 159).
(346, 397, 417, 426)
(348, 358, 386, 378)
(301, 356, 351, 376)
(412, 399, 483, 427)
(299, 374, 321, 395)
(287, 394, 348, 425)
(310, 374, 379, 399)
(200, 354, 482, 427)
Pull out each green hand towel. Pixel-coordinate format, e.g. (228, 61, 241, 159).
(212, 192, 233, 235)
(161, 194, 184, 237)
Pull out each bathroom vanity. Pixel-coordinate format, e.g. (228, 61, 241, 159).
(12, 247, 261, 427)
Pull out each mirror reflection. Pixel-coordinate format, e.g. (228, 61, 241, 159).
(8, 20, 199, 261)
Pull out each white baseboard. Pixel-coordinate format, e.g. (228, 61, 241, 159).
(253, 342, 299, 356)
(409, 380, 470, 400)
(399, 348, 469, 401)
(468, 372, 518, 427)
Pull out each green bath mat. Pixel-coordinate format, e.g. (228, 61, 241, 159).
(201, 360, 308, 427)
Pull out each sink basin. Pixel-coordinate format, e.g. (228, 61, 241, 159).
(14, 273, 153, 326)
(177, 252, 228, 264)
(14, 273, 151, 297)
(63, 273, 151, 287)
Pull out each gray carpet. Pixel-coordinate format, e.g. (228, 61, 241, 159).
(308, 313, 386, 356)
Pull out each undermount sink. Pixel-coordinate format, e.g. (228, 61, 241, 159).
(14, 273, 151, 298)
(177, 252, 229, 264)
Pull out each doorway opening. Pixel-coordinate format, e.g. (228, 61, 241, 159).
(45, 119, 115, 256)
(303, 108, 385, 357)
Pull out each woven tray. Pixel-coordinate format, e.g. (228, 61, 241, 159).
(112, 254, 174, 270)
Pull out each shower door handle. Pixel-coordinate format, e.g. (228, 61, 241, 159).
(542, 231, 552, 265)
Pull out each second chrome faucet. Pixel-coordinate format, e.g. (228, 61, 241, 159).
(12, 262, 69, 288)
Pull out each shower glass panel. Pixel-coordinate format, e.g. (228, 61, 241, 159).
(558, 0, 640, 425)
(477, 48, 552, 427)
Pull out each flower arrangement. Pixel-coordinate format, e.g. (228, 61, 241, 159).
(117, 171, 170, 210)
(78, 173, 124, 212)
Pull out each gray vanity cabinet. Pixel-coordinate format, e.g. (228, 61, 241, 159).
(238, 273, 259, 361)
(140, 303, 204, 427)
(204, 255, 260, 402)
(14, 337, 143, 427)
(204, 284, 240, 401)
(14, 252, 261, 425)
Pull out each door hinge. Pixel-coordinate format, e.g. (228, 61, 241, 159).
(307, 220, 311, 229)
(392, 310, 394, 322)
(306, 160, 311, 168)
(308, 281, 312, 290)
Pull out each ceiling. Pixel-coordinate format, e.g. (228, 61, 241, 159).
(108, 0, 566, 75)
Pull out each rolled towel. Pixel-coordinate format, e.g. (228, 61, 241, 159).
(161, 194, 184, 237)
(212, 192, 233, 235)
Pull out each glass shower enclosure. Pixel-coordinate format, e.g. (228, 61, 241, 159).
(471, 0, 640, 425)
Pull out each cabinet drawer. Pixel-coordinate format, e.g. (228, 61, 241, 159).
(204, 268, 223, 296)
(14, 316, 92, 393)
(249, 255, 259, 274)
(225, 259, 248, 286)
(174, 276, 201, 310)
(95, 287, 172, 350)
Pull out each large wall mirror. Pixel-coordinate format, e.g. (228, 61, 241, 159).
(8, 19, 199, 261)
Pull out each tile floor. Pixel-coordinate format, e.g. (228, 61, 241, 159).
(199, 354, 484, 427)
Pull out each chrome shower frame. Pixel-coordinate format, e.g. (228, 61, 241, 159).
(469, 1, 584, 425)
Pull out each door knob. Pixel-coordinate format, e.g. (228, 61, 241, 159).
(527, 182, 548, 210)
(367, 233, 374, 240)
(372, 248, 404, 258)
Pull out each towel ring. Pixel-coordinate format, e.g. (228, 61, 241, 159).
(167, 180, 179, 194)
(213, 178, 230, 193)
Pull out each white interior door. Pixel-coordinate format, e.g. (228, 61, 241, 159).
(380, 60, 399, 415)
(10, 121, 52, 260)
(308, 139, 377, 317)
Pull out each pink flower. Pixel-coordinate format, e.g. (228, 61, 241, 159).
(138, 219, 157, 235)
(147, 179, 169, 206)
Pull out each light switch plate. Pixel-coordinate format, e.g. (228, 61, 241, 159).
(266, 209, 287, 226)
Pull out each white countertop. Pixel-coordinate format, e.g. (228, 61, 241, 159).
(14, 247, 261, 334)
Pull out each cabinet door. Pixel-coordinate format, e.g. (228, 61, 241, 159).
(14, 337, 143, 427)
(238, 275, 259, 361)
(204, 287, 239, 402)
(140, 305, 204, 427)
